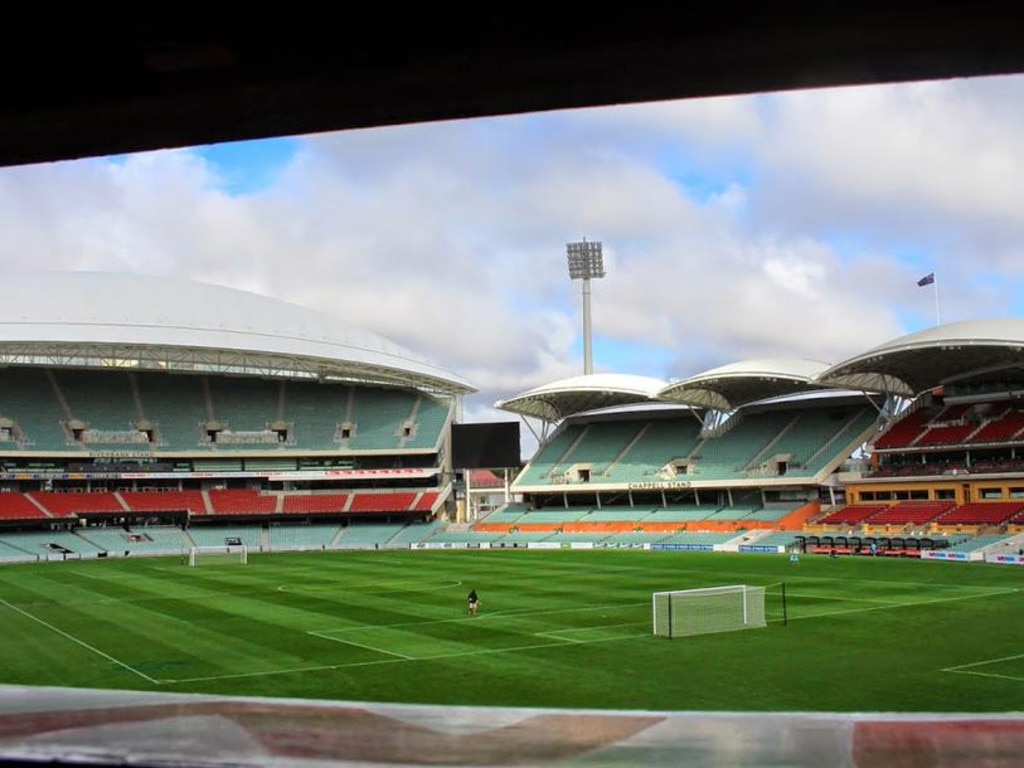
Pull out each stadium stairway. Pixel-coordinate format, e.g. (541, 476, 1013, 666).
(984, 532, 1024, 556)
(328, 527, 346, 548)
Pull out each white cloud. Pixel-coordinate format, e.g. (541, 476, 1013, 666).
(747, 76, 1024, 266)
(0, 73, 1022, 441)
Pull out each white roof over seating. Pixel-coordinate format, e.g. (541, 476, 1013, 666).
(0, 271, 475, 395)
(496, 360, 838, 420)
(816, 319, 1024, 397)
(659, 358, 833, 410)
(494, 373, 669, 421)
(500, 320, 1024, 421)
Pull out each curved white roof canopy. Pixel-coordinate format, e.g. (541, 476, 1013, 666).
(659, 358, 835, 410)
(494, 373, 669, 421)
(0, 271, 475, 395)
(815, 319, 1024, 397)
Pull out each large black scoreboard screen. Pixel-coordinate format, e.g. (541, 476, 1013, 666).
(451, 421, 521, 469)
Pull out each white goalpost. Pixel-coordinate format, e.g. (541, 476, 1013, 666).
(652, 584, 766, 638)
(187, 545, 248, 566)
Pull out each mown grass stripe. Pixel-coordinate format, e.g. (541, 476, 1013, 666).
(0, 597, 158, 684)
(0, 549, 1021, 711)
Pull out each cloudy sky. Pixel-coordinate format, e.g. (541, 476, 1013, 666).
(0, 72, 1021, 446)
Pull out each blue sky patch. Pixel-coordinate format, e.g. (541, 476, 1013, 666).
(197, 137, 299, 195)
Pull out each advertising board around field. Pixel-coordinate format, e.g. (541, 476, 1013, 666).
(918, 550, 979, 562)
(986, 553, 1024, 565)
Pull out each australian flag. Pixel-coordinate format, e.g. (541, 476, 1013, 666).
(917, 272, 935, 287)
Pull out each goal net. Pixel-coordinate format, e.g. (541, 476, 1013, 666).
(188, 545, 248, 567)
(652, 584, 766, 638)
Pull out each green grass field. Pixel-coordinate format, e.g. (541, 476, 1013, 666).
(0, 548, 1021, 713)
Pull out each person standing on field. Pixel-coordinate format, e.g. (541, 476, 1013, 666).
(467, 589, 479, 616)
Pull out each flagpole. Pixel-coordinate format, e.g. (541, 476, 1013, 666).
(917, 272, 940, 325)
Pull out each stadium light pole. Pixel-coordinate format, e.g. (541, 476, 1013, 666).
(566, 239, 605, 375)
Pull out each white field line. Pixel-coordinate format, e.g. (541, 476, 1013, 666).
(162, 632, 650, 685)
(0, 597, 159, 684)
(71, 569, 117, 580)
(942, 670, 1024, 683)
(307, 631, 413, 659)
(306, 604, 647, 659)
(160, 587, 1015, 685)
(312, 601, 647, 637)
(275, 578, 463, 594)
(771, 586, 1019, 624)
(77, 583, 1016, 686)
(536, 622, 649, 642)
(174, 589, 1018, 683)
(942, 653, 1024, 682)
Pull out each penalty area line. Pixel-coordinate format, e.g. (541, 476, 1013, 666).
(163, 630, 647, 685)
(942, 668, 1024, 683)
(308, 631, 413, 659)
(942, 652, 1024, 682)
(775, 586, 1019, 624)
(0, 598, 160, 685)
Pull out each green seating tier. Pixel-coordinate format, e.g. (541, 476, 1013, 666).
(186, 525, 262, 548)
(644, 506, 720, 522)
(268, 523, 342, 550)
(0, 368, 451, 455)
(389, 520, 443, 546)
(338, 523, 408, 547)
(514, 424, 585, 485)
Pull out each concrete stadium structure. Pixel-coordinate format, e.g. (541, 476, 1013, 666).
(0, 272, 476, 559)
(4, 275, 1024, 564)
(2, 275, 1024, 768)
(483, 322, 1024, 560)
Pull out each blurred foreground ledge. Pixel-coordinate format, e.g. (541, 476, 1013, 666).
(0, 685, 1021, 767)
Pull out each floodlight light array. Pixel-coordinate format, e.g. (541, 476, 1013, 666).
(566, 240, 605, 280)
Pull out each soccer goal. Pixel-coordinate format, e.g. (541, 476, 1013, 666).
(187, 545, 248, 567)
(652, 584, 766, 638)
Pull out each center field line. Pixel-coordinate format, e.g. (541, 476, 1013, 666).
(0, 597, 159, 685)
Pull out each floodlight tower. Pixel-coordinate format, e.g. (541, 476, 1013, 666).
(566, 239, 605, 375)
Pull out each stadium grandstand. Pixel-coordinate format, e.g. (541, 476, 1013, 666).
(4, 283, 1024, 568)
(2, 16, 1023, 768)
(469, 320, 1024, 562)
(0, 271, 477, 561)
